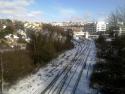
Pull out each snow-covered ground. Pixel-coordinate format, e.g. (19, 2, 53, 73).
(5, 39, 96, 94)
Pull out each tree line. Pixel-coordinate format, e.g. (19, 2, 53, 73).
(91, 35, 125, 94)
(27, 24, 74, 65)
(91, 6, 125, 94)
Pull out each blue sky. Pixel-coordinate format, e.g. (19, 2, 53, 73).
(0, 0, 125, 22)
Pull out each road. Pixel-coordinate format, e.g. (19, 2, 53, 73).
(6, 39, 96, 94)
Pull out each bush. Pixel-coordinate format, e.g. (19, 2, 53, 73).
(91, 35, 125, 94)
(0, 50, 35, 87)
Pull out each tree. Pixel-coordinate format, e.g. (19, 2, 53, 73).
(91, 35, 125, 94)
(27, 24, 74, 65)
(14, 21, 24, 30)
(108, 6, 125, 37)
(0, 26, 14, 39)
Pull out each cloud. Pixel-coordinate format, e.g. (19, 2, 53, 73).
(60, 8, 76, 17)
(0, 0, 43, 22)
(28, 11, 42, 17)
(0, 0, 34, 7)
(26, 11, 43, 21)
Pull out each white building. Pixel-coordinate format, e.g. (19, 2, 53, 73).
(50, 22, 64, 26)
(24, 22, 42, 30)
(96, 21, 107, 32)
(50, 21, 84, 27)
(118, 25, 125, 35)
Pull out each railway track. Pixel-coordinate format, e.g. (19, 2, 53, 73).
(40, 40, 88, 94)
(71, 41, 92, 94)
(33, 40, 92, 94)
(52, 46, 90, 94)
(33, 40, 84, 94)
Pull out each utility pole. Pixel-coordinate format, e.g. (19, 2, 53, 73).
(0, 51, 4, 94)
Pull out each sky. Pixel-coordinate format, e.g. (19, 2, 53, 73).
(0, 0, 125, 22)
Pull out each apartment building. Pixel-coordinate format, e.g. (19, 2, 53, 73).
(119, 25, 125, 35)
(83, 22, 96, 33)
(96, 21, 107, 32)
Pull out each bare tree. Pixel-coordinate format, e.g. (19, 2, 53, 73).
(108, 6, 125, 26)
(108, 6, 125, 37)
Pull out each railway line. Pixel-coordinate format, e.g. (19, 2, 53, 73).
(40, 40, 93, 94)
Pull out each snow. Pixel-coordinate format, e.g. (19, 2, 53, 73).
(75, 41, 96, 94)
(5, 39, 97, 94)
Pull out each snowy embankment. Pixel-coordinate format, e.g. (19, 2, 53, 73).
(5, 39, 97, 94)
